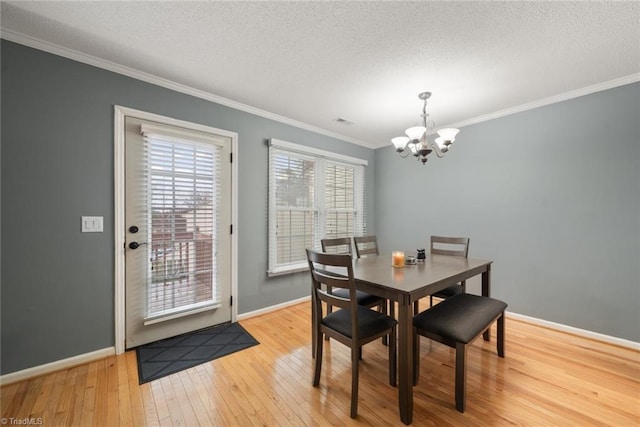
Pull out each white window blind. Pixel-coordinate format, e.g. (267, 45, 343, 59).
(324, 161, 365, 240)
(141, 129, 222, 321)
(268, 139, 367, 275)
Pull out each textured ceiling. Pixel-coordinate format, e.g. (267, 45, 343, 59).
(2, 1, 639, 148)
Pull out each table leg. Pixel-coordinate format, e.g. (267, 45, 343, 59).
(397, 298, 413, 424)
(482, 264, 491, 341)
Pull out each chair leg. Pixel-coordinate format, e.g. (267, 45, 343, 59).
(313, 330, 323, 387)
(325, 287, 332, 341)
(455, 342, 467, 412)
(382, 301, 389, 346)
(413, 300, 419, 315)
(413, 330, 420, 386)
(351, 345, 360, 418)
(311, 301, 316, 358)
(429, 295, 434, 307)
(497, 312, 505, 358)
(389, 327, 397, 387)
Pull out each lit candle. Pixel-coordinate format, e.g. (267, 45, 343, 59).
(392, 251, 405, 268)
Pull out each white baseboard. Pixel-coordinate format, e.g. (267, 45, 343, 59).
(3, 305, 636, 386)
(237, 295, 311, 321)
(0, 296, 310, 386)
(506, 311, 640, 350)
(240, 298, 640, 350)
(0, 347, 115, 386)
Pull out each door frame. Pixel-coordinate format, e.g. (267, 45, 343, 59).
(113, 105, 238, 355)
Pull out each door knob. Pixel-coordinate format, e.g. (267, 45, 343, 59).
(129, 241, 147, 250)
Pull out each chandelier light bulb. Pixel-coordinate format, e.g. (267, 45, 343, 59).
(435, 137, 449, 152)
(436, 128, 460, 143)
(391, 136, 410, 152)
(405, 126, 426, 142)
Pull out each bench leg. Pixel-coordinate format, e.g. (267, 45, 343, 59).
(497, 312, 505, 357)
(455, 342, 466, 413)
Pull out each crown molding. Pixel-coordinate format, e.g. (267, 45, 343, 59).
(3, 28, 638, 151)
(0, 28, 371, 149)
(446, 73, 640, 130)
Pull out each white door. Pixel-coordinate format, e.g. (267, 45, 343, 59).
(124, 116, 232, 349)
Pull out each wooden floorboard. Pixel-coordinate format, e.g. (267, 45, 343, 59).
(1, 300, 639, 426)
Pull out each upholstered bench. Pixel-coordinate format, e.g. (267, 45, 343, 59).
(413, 293, 507, 412)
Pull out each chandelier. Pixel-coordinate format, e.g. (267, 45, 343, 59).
(391, 91, 460, 164)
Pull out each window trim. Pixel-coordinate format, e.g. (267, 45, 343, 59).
(267, 138, 367, 276)
(269, 138, 368, 166)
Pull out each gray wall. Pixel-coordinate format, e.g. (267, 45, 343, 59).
(2, 39, 637, 376)
(375, 82, 640, 342)
(0, 40, 375, 374)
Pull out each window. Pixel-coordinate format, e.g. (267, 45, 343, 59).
(139, 124, 226, 321)
(268, 139, 366, 275)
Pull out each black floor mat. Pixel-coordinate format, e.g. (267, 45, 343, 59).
(136, 322, 259, 384)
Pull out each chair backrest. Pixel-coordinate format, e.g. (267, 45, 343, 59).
(354, 235, 379, 258)
(321, 237, 353, 255)
(430, 236, 470, 258)
(306, 249, 358, 325)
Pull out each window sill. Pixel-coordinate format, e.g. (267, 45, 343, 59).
(267, 265, 309, 277)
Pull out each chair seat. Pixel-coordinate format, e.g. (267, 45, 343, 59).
(414, 293, 507, 344)
(332, 289, 384, 307)
(432, 284, 463, 299)
(323, 306, 397, 339)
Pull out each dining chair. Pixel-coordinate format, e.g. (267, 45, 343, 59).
(413, 293, 507, 412)
(321, 238, 386, 317)
(354, 235, 394, 323)
(428, 236, 470, 307)
(306, 249, 397, 418)
(353, 235, 380, 258)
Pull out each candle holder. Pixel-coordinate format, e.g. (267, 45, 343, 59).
(392, 251, 405, 268)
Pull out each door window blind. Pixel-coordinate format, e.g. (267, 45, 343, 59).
(141, 129, 222, 321)
(268, 139, 367, 275)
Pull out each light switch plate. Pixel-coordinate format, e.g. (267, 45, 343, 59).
(82, 216, 104, 232)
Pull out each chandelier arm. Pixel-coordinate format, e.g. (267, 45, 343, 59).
(397, 149, 413, 158)
(430, 142, 447, 158)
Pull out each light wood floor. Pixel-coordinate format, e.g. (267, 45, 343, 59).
(2, 300, 639, 426)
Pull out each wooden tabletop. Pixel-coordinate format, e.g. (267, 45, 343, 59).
(348, 254, 492, 303)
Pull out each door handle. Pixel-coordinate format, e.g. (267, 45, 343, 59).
(129, 241, 147, 250)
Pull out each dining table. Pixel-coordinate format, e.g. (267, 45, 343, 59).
(331, 253, 493, 425)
